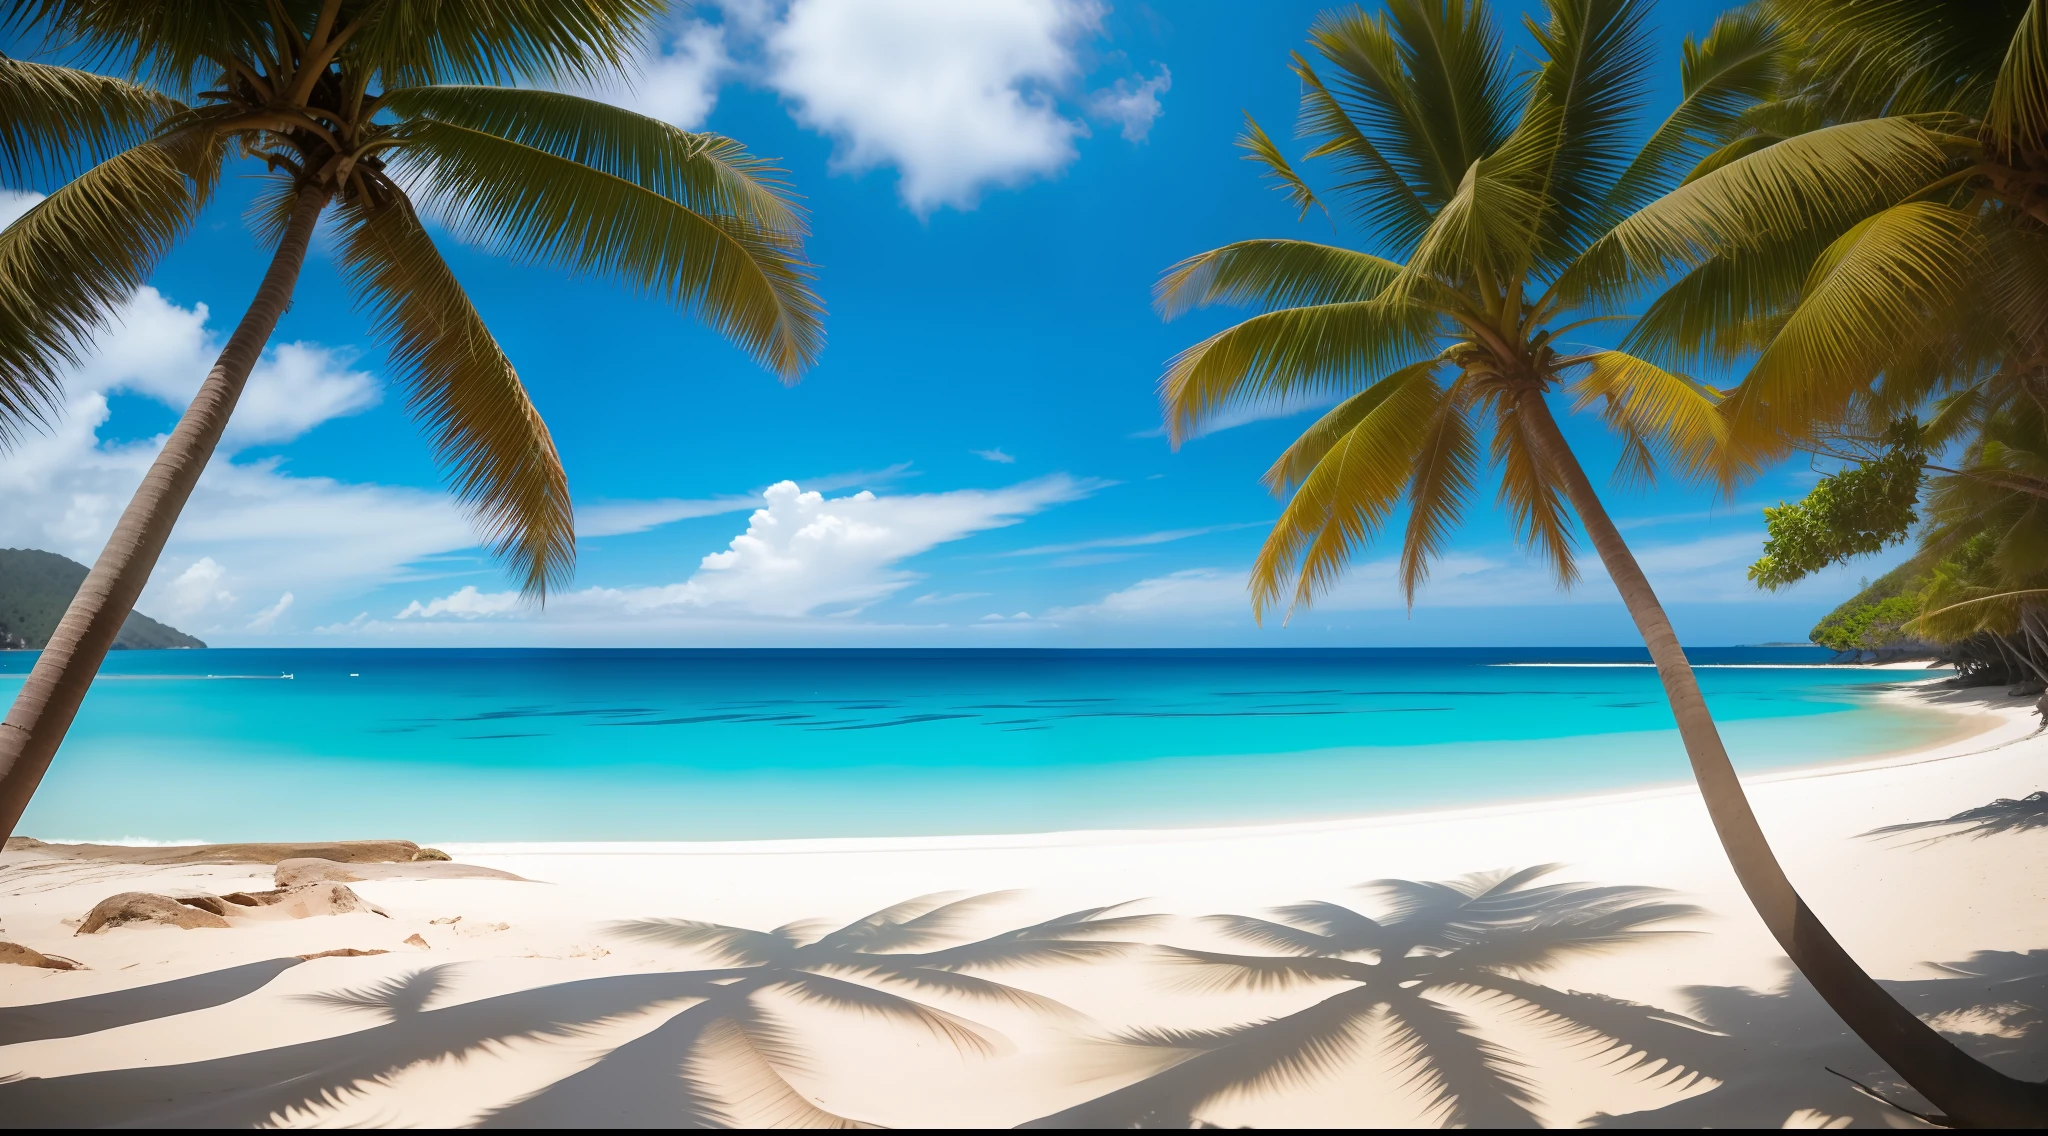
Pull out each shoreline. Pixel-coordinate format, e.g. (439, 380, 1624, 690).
(4, 683, 2043, 1127)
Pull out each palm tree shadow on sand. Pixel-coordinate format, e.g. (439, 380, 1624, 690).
(0, 892, 1153, 1128)
(1586, 950, 2048, 1127)
(1862, 791, 2048, 845)
(1022, 866, 1714, 1129)
(479, 892, 1159, 1127)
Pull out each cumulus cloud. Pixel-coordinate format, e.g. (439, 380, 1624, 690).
(576, 462, 915, 537)
(399, 474, 1096, 623)
(1086, 64, 1170, 141)
(69, 287, 380, 447)
(764, 0, 1102, 211)
(166, 557, 236, 618)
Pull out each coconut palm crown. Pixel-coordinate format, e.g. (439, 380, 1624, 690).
(0, 1, 823, 841)
(1160, 0, 1777, 616)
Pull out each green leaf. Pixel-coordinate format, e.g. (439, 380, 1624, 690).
(1154, 239, 1402, 320)
(331, 187, 573, 600)
(389, 117, 824, 380)
(0, 56, 181, 184)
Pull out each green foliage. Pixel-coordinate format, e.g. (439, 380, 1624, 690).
(0, 548, 203, 650)
(1162, 0, 1777, 618)
(1748, 448, 1925, 590)
(1807, 560, 1927, 652)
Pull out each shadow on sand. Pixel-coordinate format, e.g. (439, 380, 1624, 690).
(0, 957, 302, 1045)
(1, 884, 2040, 1128)
(1586, 950, 2048, 1127)
(1864, 790, 2048, 845)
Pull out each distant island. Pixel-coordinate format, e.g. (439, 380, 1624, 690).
(0, 549, 205, 650)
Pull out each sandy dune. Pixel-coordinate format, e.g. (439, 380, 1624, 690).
(0, 683, 2042, 1128)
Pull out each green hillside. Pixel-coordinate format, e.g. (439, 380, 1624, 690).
(0, 549, 206, 650)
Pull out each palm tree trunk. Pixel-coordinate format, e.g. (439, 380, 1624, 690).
(0, 182, 331, 843)
(1519, 391, 2048, 1127)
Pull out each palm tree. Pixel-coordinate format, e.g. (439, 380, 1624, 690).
(0, 1, 823, 840)
(1158, 0, 2046, 1124)
(484, 892, 1158, 1127)
(1025, 867, 1709, 1128)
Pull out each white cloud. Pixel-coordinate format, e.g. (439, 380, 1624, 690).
(68, 287, 380, 447)
(911, 591, 989, 605)
(764, 0, 1102, 211)
(246, 591, 293, 631)
(576, 463, 915, 537)
(574, 17, 731, 128)
(398, 474, 1096, 624)
(1003, 522, 1263, 557)
(972, 447, 1015, 463)
(1086, 64, 1170, 142)
(397, 585, 522, 620)
(166, 557, 236, 617)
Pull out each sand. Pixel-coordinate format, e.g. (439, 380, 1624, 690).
(0, 680, 2042, 1128)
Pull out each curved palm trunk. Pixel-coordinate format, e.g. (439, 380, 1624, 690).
(0, 183, 331, 842)
(1520, 393, 2048, 1127)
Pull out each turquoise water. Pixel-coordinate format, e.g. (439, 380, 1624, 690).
(0, 648, 1955, 842)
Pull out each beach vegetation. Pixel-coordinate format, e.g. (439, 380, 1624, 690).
(0, 1, 823, 842)
(1025, 866, 1709, 1128)
(1158, 0, 2048, 1123)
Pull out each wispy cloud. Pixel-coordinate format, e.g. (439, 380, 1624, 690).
(1002, 521, 1265, 557)
(972, 447, 1016, 464)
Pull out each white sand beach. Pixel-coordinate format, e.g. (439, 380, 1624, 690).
(1, 681, 2043, 1128)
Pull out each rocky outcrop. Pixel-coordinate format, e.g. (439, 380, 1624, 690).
(75, 882, 386, 934)
(273, 858, 528, 887)
(0, 941, 79, 969)
(77, 892, 232, 933)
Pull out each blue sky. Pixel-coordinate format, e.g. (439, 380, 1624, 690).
(0, 0, 1893, 647)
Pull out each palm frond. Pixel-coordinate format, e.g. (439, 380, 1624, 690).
(1155, 239, 1401, 320)
(1990, 1, 2048, 157)
(1261, 357, 1444, 492)
(379, 85, 803, 236)
(1264, 900, 1392, 947)
(1491, 395, 1581, 587)
(1159, 298, 1438, 445)
(0, 135, 218, 447)
(0, 56, 181, 183)
(1725, 200, 1986, 444)
(1399, 379, 1478, 604)
(1237, 113, 1325, 222)
(1558, 115, 1954, 309)
(331, 188, 574, 598)
(1566, 350, 1733, 485)
(1600, 7, 1784, 223)
(1293, 53, 1435, 247)
(388, 117, 823, 380)
(1523, 0, 1655, 262)
(1250, 362, 1447, 619)
(1308, 1, 1511, 206)
(350, 0, 665, 88)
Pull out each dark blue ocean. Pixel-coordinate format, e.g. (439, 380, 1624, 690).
(0, 647, 1954, 842)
